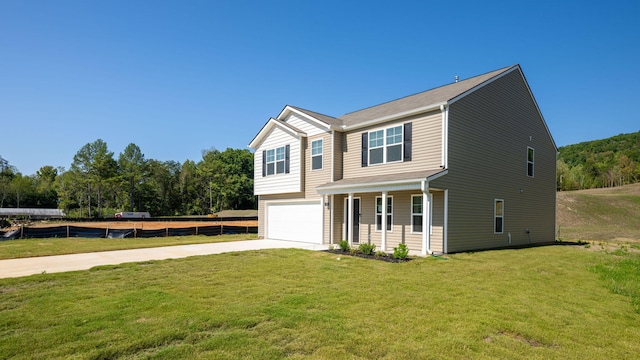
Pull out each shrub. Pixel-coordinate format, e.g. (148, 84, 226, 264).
(393, 243, 409, 259)
(375, 251, 387, 257)
(358, 243, 376, 255)
(338, 240, 350, 252)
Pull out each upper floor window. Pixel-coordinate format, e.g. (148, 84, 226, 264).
(527, 147, 534, 177)
(369, 126, 402, 165)
(262, 145, 289, 176)
(362, 123, 411, 167)
(311, 139, 323, 170)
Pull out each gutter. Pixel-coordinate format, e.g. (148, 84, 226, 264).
(329, 102, 447, 131)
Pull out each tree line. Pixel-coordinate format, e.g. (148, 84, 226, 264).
(557, 131, 640, 191)
(3, 131, 637, 211)
(0, 140, 255, 217)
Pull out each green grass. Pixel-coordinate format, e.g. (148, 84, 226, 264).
(557, 183, 640, 243)
(0, 233, 258, 260)
(1, 245, 639, 359)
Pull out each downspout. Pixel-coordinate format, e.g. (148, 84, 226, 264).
(381, 191, 387, 251)
(421, 180, 433, 256)
(331, 130, 335, 182)
(440, 104, 449, 169)
(330, 194, 334, 245)
(347, 193, 354, 246)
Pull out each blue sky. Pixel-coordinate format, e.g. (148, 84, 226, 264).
(1, 0, 638, 176)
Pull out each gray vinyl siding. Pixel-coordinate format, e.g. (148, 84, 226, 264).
(342, 111, 442, 179)
(432, 69, 556, 252)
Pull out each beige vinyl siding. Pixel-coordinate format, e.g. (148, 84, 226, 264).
(254, 127, 302, 195)
(333, 194, 344, 243)
(342, 111, 442, 179)
(303, 132, 334, 244)
(430, 191, 444, 253)
(305, 132, 332, 198)
(334, 191, 442, 253)
(432, 69, 556, 252)
(333, 131, 344, 181)
(286, 113, 327, 137)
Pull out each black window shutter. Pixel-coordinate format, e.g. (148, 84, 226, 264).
(285, 145, 290, 174)
(262, 150, 266, 177)
(361, 132, 368, 167)
(403, 122, 412, 161)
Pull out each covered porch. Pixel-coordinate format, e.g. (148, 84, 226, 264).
(317, 170, 448, 256)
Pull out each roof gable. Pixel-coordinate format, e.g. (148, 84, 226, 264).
(248, 117, 306, 149)
(277, 105, 341, 128)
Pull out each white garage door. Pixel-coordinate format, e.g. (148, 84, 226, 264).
(266, 201, 323, 244)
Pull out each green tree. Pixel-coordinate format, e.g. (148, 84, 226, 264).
(34, 166, 59, 208)
(118, 143, 146, 212)
(179, 160, 200, 215)
(0, 156, 16, 207)
(10, 174, 34, 208)
(71, 139, 118, 218)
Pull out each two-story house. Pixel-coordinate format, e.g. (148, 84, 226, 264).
(248, 65, 557, 254)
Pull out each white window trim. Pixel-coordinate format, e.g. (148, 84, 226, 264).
(375, 196, 393, 232)
(265, 146, 286, 176)
(527, 146, 534, 178)
(368, 125, 403, 166)
(311, 139, 323, 171)
(411, 194, 433, 235)
(494, 199, 504, 234)
(411, 195, 423, 234)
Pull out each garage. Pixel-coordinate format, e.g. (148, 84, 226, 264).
(266, 201, 323, 244)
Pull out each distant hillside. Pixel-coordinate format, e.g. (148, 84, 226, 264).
(557, 131, 640, 190)
(557, 183, 640, 242)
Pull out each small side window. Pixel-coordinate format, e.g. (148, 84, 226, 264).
(494, 199, 504, 234)
(311, 139, 323, 170)
(527, 147, 534, 177)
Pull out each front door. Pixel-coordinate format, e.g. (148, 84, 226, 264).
(344, 198, 360, 243)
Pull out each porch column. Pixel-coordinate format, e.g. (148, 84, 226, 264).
(421, 181, 431, 256)
(347, 192, 354, 246)
(443, 189, 448, 254)
(381, 191, 387, 251)
(330, 194, 335, 245)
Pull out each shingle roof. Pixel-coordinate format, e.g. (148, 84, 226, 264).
(316, 169, 446, 192)
(287, 106, 343, 127)
(286, 65, 517, 129)
(338, 65, 516, 126)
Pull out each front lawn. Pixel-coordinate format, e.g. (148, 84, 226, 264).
(0, 233, 258, 260)
(1, 245, 639, 359)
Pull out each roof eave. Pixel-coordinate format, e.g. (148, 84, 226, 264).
(317, 170, 448, 194)
(341, 102, 447, 131)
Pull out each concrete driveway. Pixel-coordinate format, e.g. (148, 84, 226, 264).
(0, 239, 328, 279)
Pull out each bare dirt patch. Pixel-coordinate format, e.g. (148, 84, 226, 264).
(25, 220, 257, 230)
